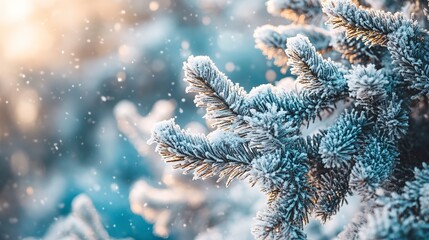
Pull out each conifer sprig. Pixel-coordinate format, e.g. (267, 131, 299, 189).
(322, 0, 411, 46)
(184, 56, 249, 130)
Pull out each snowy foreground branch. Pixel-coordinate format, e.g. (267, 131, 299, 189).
(149, 0, 429, 239)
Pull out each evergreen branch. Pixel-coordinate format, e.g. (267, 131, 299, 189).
(350, 135, 398, 197)
(286, 35, 348, 98)
(254, 24, 331, 72)
(252, 205, 307, 240)
(301, 133, 325, 161)
(376, 94, 409, 141)
(250, 150, 315, 239)
(322, 0, 412, 46)
(241, 107, 300, 152)
(332, 31, 384, 64)
(346, 64, 388, 108)
(362, 163, 429, 239)
(249, 150, 310, 193)
(267, 0, 322, 22)
(323, 0, 429, 99)
(149, 120, 256, 186)
(314, 168, 352, 222)
(319, 110, 367, 168)
(387, 26, 429, 99)
(248, 150, 287, 192)
(252, 185, 314, 240)
(384, 163, 429, 216)
(184, 56, 249, 130)
(145, 2, 429, 238)
(304, 133, 352, 222)
(247, 84, 345, 126)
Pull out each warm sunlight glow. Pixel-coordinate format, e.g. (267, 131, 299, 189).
(0, 0, 34, 24)
(14, 89, 39, 130)
(3, 24, 53, 62)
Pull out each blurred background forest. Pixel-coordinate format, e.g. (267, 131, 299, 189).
(0, 0, 282, 239)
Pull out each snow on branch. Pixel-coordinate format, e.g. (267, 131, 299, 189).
(324, 0, 429, 99)
(254, 24, 331, 72)
(319, 110, 367, 168)
(332, 31, 385, 64)
(267, 0, 322, 22)
(286, 34, 348, 98)
(253, 196, 308, 240)
(246, 84, 343, 127)
(147, 1, 429, 238)
(376, 94, 408, 141)
(184, 56, 249, 130)
(362, 163, 429, 239)
(350, 135, 398, 197)
(346, 64, 388, 107)
(242, 107, 301, 152)
(149, 119, 256, 186)
(322, 0, 412, 46)
(387, 25, 429, 99)
(251, 150, 315, 239)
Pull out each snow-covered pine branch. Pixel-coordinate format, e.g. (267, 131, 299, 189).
(286, 34, 348, 98)
(332, 31, 384, 64)
(324, 0, 429, 99)
(362, 163, 429, 239)
(184, 56, 249, 130)
(387, 25, 429, 99)
(376, 94, 408, 141)
(346, 64, 388, 108)
(319, 110, 366, 168)
(148, 1, 429, 239)
(254, 24, 331, 72)
(251, 151, 314, 239)
(149, 119, 256, 186)
(322, 0, 411, 46)
(246, 84, 343, 127)
(267, 0, 322, 22)
(242, 107, 301, 152)
(349, 134, 398, 197)
(313, 166, 352, 222)
(253, 202, 307, 240)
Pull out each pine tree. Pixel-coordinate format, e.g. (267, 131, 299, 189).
(150, 0, 429, 239)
